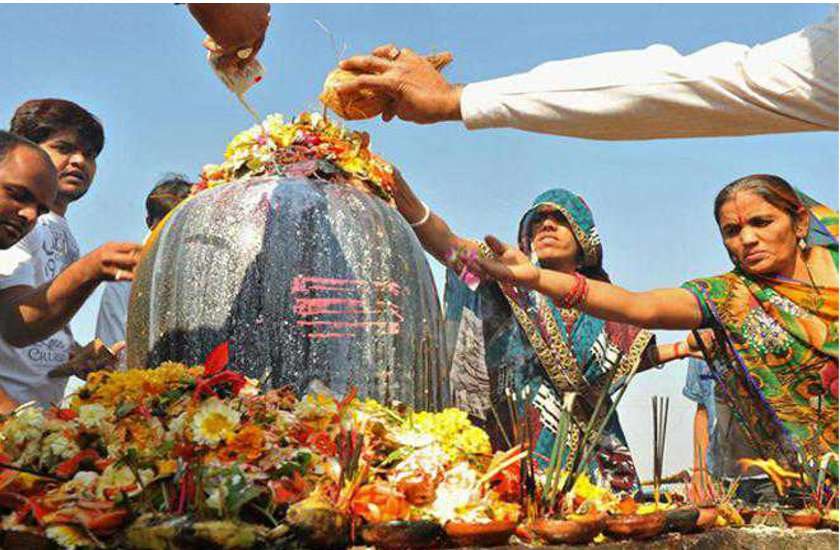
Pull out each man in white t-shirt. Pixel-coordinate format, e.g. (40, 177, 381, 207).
(0, 131, 58, 411)
(0, 99, 141, 408)
(96, 174, 192, 349)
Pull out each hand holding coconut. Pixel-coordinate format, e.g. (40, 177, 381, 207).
(322, 44, 458, 123)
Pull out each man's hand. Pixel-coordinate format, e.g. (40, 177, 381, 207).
(472, 235, 541, 288)
(49, 339, 121, 380)
(337, 44, 462, 124)
(80, 242, 142, 283)
(189, 4, 271, 68)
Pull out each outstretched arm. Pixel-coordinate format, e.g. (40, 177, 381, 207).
(473, 235, 704, 330)
(391, 169, 477, 266)
(337, 13, 836, 136)
(0, 242, 141, 347)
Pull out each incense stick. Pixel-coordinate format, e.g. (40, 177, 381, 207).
(652, 396, 669, 506)
(0, 462, 63, 482)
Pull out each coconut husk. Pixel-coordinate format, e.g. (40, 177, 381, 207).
(320, 52, 453, 120)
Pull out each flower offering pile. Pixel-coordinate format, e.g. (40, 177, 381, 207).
(197, 112, 397, 203)
(0, 342, 525, 549)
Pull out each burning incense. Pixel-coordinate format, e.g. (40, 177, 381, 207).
(652, 396, 670, 506)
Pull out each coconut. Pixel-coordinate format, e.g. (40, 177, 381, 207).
(321, 52, 453, 120)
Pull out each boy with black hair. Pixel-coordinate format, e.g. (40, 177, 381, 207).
(0, 99, 140, 408)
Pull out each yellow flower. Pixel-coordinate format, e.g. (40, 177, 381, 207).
(453, 426, 491, 456)
(403, 408, 490, 460)
(80, 363, 200, 407)
(337, 155, 367, 176)
(192, 397, 241, 446)
(156, 460, 178, 477)
(294, 393, 337, 420)
(224, 126, 260, 159)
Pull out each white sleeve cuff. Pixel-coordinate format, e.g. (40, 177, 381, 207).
(460, 80, 512, 131)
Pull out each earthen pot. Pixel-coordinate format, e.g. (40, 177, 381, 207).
(695, 506, 719, 530)
(361, 520, 444, 549)
(604, 511, 666, 540)
(664, 506, 700, 534)
(444, 520, 516, 547)
(782, 509, 822, 529)
(531, 514, 605, 545)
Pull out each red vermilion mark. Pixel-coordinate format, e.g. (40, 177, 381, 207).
(291, 276, 403, 339)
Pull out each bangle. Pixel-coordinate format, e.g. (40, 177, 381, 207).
(560, 272, 588, 309)
(409, 201, 431, 228)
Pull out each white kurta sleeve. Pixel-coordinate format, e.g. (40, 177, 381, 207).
(461, 11, 837, 140)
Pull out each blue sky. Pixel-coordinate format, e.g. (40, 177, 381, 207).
(1, 3, 836, 478)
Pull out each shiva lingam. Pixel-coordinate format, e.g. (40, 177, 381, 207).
(126, 113, 448, 411)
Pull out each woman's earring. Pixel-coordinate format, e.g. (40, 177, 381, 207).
(798, 237, 809, 251)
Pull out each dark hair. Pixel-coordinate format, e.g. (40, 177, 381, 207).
(714, 174, 804, 225)
(9, 99, 104, 157)
(146, 174, 192, 224)
(0, 130, 53, 167)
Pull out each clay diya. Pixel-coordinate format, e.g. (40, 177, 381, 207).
(664, 506, 700, 534)
(444, 520, 516, 547)
(820, 511, 838, 531)
(360, 520, 445, 549)
(604, 511, 666, 540)
(738, 508, 757, 525)
(781, 509, 822, 529)
(1, 530, 55, 550)
(531, 513, 606, 545)
(695, 506, 719, 530)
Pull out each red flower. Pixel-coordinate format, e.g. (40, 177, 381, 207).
(54, 449, 101, 479)
(269, 471, 308, 505)
(192, 341, 247, 401)
(490, 461, 521, 502)
(204, 341, 230, 376)
(310, 431, 337, 456)
(288, 423, 314, 445)
(55, 408, 78, 421)
(173, 443, 197, 460)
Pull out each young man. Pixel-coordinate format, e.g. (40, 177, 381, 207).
(0, 131, 58, 412)
(0, 99, 141, 408)
(96, 174, 192, 349)
(0, 131, 57, 249)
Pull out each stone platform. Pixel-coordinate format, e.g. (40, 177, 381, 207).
(488, 527, 838, 550)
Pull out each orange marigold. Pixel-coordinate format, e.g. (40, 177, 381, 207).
(225, 424, 266, 462)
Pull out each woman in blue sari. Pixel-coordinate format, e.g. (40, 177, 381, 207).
(392, 173, 694, 493)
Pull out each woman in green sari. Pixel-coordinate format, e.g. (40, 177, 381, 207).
(472, 174, 838, 473)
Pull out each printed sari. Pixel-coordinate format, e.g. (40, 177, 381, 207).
(445, 189, 656, 493)
(682, 189, 838, 469)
